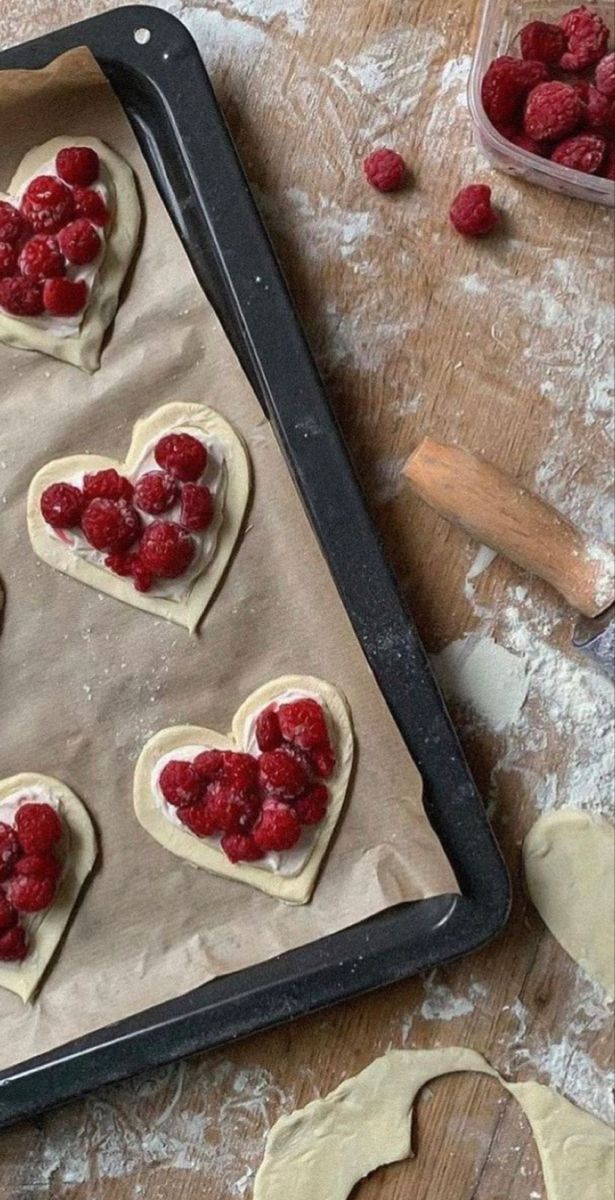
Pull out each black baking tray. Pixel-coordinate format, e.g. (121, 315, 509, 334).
(0, 6, 511, 1127)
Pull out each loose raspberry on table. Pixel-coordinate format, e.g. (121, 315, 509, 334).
(159, 759, 203, 807)
(560, 5, 609, 71)
(43, 277, 88, 317)
(0, 822, 21, 881)
(255, 705, 283, 752)
(294, 783, 329, 825)
(8, 874, 56, 913)
(84, 468, 134, 504)
(40, 482, 84, 528)
(524, 80, 583, 141)
(21, 175, 75, 234)
(253, 800, 301, 853)
(134, 470, 179, 515)
(0, 241, 17, 278)
(221, 832, 265, 863)
(178, 801, 220, 837)
(481, 56, 548, 125)
(56, 146, 100, 187)
(449, 184, 498, 236)
(73, 187, 110, 226)
(551, 132, 606, 173)
(0, 895, 17, 931)
(0, 200, 27, 244)
(595, 53, 615, 101)
(0, 925, 28, 961)
(193, 749, 225, 781)
(140, 521, 195, 579)
(14, 852, 61, 882)
(520, 20, 566, 64)
(221, 751, 258, 792)
(0, 276, 44, 316)
(81, 497, 141, 554)
(312, 744, 336, 779)
(258, 748, 309, 800)
(155, 433, 208, 482)
(58, 218, 101, 266)
(206, 780, 259, 834)
(15, 803, 63, 854)
(180, 482, 214, 532)
(362, 148, 406, 192)
(18, 234, 65, 281)
(278, 698, 330, 750)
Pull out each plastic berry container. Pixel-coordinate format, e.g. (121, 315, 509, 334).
(469, 0, 615, 206)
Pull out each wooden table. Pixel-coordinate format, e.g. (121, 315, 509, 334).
(0, 1, 613, 1196)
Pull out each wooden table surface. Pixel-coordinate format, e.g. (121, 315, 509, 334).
(0, 1, 613, 1196)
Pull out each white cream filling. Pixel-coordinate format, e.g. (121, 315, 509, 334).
(0, 786, 66, 968)
(153, 690, 335, 877)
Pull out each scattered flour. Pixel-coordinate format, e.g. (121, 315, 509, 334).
(431, 634, 530, 732)
(420, 977, 488, 1022)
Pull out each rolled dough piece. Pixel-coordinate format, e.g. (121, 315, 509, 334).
(523, 810, 615, 999)
(253, 1047, 614, 1200)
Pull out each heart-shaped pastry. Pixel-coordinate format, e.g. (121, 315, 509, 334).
(134, 676, 354, 905)
(27, 401, 251, 631)
(0, 135, 140, 372)
(0, 774, 96, 1002)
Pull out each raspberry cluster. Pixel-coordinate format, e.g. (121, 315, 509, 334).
(0, 146, 110, 320)
(0, 802, 64, 961)
(160, 697, 336, 863)
(39, 431, 215, 593)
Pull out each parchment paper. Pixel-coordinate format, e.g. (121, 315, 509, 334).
(0, 47, 458, 1069)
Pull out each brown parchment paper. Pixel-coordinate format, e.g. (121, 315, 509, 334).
(0, 47, 458, 1069)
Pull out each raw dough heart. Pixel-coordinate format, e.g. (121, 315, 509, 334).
(133, 676, 354, 904)
(0, 773, 96, 1003)
(0, 136, 141, 372)
(27, 401, 251, 631)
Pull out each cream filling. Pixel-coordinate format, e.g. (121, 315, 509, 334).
(49, 425, 227, 602)
(153, 690, 335, 877)
(0, 786, 66, 968)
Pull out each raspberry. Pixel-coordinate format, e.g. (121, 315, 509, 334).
(18, 234, 64, 280)
(105, 551, 135, 577)
(596, 53, 615, 102)
(140, 521, 195, 578)
(312, 744, 336, 779)
(0, 276, 44, 316)
(180, 482, 214, 532)
(43, 277, 88, 317)
(221, 832, 264, 863)
(159, 760, 203, 807)
(258, 749, 309, 799)
(8, 874, 56, 913)
(0, 241, 17, 277)
(255, 705, 283, 752)
(14, 852, 61, 882)
(0, 895, 17, 930)
(221, 751, 258, 792)
(582, 84, 610, 129)
(253, 800, 301, 853)
(73, 187, 110, 226)
(193, 749, 225, 781)
(449, 184, 498, 236)
(278, 698, 330, 750)
(362, 148, 406, 192)
(15, 803, 63, 853)
(134, 470, 179, 515)
(508, 131, 548, 155)
(524, 81, 583, 141)
(294, 783, 329, 825)
(0, 925, 28, 960)
(56, 146, 100, 187)
(0, 822, 21, 881)
(21, 175, 74, 234)
(132, 557, 154, 593)
(560, 6, 609, 71)
(154, 433, 207, 482)
(206, 780, 259, 834)
(280, 743, 315, 777)
(481, 56, 548, 125)
(178, 801, 220, 837)
(520, 21, 566, 64)
(602, 146, 615, 179)
(0, 200, 27, 244)
(81, 497, 141, 554)
(40, 482, 84, 528)
(551, 133, 606, 173)
(58, 219, 101, 265)
(83, 469, 134, 504)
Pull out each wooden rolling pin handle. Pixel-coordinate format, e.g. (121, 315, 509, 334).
(403, 438, 615, 619)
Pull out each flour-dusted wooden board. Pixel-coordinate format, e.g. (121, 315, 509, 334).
(0, 1, 612, 1198)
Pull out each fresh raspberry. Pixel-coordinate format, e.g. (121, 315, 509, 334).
(255, 705, 283, 752)
(21, 175, 74, 234)
(0, 895, 17, 931)
(253, 800, 301, 853)
(221, 832, 265, 863)
(508, 131, 548, 155)
(312, 744, 336, 779)
(279, 742, 315, 777)
(0, 241, 17, 277)
(134, 470, 179, 515)
(362, 148, 406, 192)
(132, 557, 154, 593)
(15, 803, 63, 854)
(0, 276, 44, 316)
(206, 779, 259, 834)
(180, 482, 214, 532)
(18, 234, 64, 280)
(551, 132, 606, 173)
(524, 81, 583, 141)
(278, 698, 330, 750)
(154, 433, 207, 482)
(40, 482, 84, 528)
(8, 874, 56, 913)
(193, 749, 225, 781)
(159, 760, 203, 807)
(14, 852, 61, 882)
(83, 469, 134, 504)
(81, 497, 141, 554)
(481, 56, 548, 125)
(58, 218, 101, 265)
(139, 521, 195, 578)
(449, 184, 497, 236)
(0, 200, 27, 244)
(73, 187, 110, 226)
(595, 53, 615, 101)
(576, 83, 610, 128)
(221, 751, 258, 792)
(56, 146, 100, 187)
(178, 801, 220, 837)
(560, 6, 609, 71)
(520, 20, 566, 64)
(0, 925, 28, 961)
(294, 783, 329, 825)
(258, 749, 309, 800)
(43, 277, 88, 316)
(0, 822, 21, 881)
(105, 551, 135, 577)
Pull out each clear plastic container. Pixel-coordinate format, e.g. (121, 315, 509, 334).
(469, 0, 615, 206)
